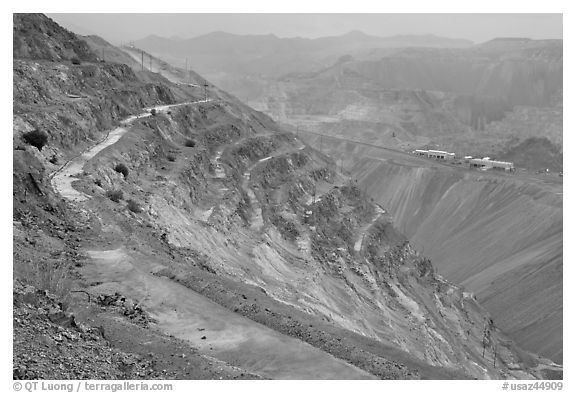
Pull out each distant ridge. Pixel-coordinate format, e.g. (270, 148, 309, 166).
(131, 30, 474, 78)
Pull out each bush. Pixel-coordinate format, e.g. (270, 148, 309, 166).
(49, 155, 58, 164)
(106, 189, 123, 203)
(114, 163, 129, 178)
(14, 259, 72, 301)
(167, 154, 176, 162)
(184, 139, 195, 147)
(94, 179, 102, 188)
(127, 199, 143, 214)
(151, 108, 157, 116)
(71, 57, 81, 65)
(22, 130, 48, 151)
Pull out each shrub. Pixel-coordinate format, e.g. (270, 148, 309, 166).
(71, 57, 81, 65)
(94, 179, 102, 187)
(114, 163, 129, 178)
(127, 199, 143, 213)
(22, 130, 48, 151)
(151, 108, 157, 116)
(184, 139, 195, 147)
(14, 259, 72, 301)
(49, 155, 58, 164)
(106, 189, 123, 203)
(167, 154, 176, 162)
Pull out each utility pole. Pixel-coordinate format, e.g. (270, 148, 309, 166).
(141, 50, 144, 71)
(493, 343, 498, 367)
(101, 48, 104, 62)
(203, 82, 209, 102)
(149, 54, 152, 72)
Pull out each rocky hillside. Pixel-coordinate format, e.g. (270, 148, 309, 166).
(13, 14, 562, 380)
(13, 14, 98, 62)
(499, 137, 563, 172)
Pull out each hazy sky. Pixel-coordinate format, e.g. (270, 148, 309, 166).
(48, 13, 562, 45)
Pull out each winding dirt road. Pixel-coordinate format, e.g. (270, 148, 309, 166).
(51, 101, 205, 202)
(354, 205, 387, 252)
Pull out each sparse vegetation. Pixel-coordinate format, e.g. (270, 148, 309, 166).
(114, 163, 129, 178)
(270, 214, 299, 241)
(106, 189, 123, 203)
(127, 199, 143, 213)
(22, 130, 48, 151)
(184, 139, 195, 147)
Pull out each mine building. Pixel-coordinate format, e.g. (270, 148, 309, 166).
(412, 149, 456, 160)
(427, 150, 456, 160)
(469, 158, 515, 172)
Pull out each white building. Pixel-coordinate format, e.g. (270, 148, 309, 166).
(469, 158, 514, 171)
(413, 149, 455, 160)
(427, 150, 455, 160)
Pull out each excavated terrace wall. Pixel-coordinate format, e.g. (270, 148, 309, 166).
(302, 135, 562, 364)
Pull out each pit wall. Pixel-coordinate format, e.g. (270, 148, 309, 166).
(302, 134, 562, 364)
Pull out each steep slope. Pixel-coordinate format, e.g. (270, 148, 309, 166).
(298, 134, 562, 363)
(355, 158, 563, 364)
(13, 14, 562, 380)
